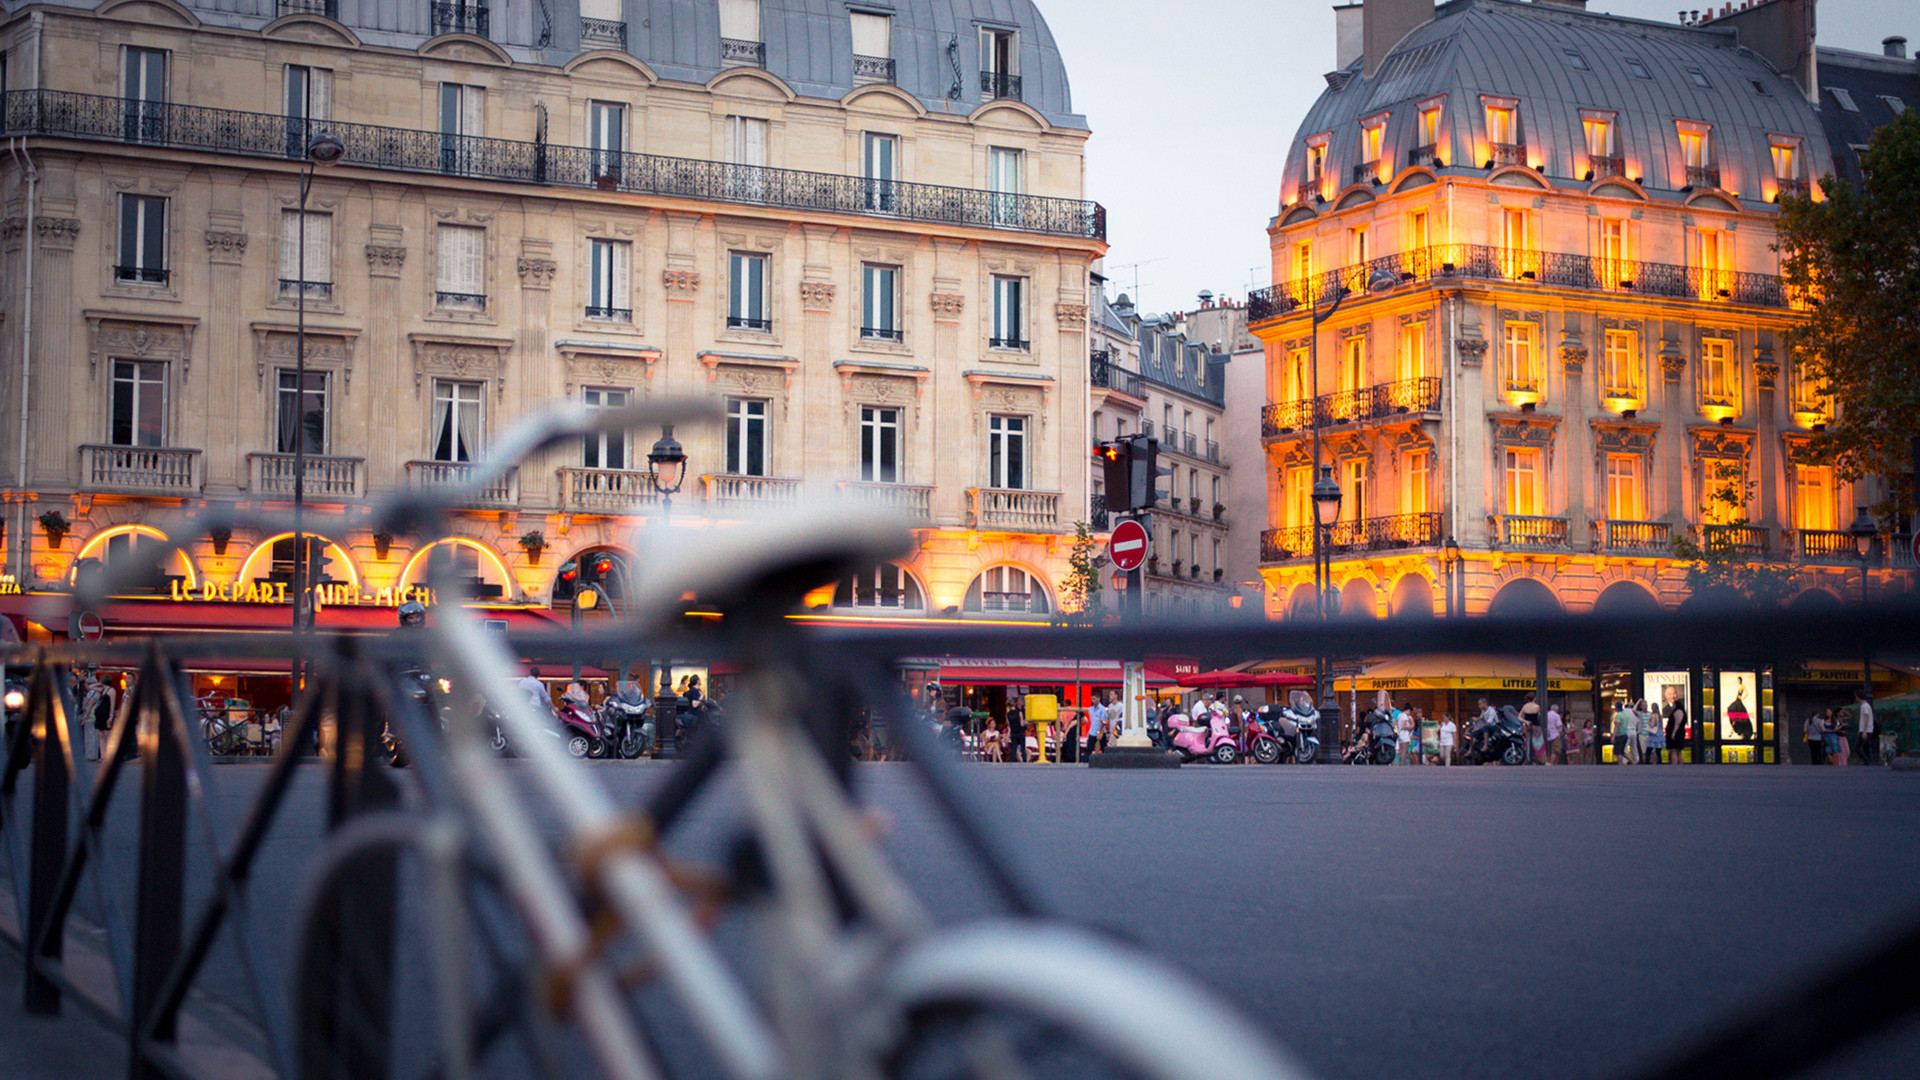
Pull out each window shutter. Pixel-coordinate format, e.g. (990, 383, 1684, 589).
(143, 199, 166, 271)
(310, 68, 331, 122)
(306, 212, 331, 284)
(464, 227, 484, 293)
(281, 209, 300, 281)
(851, 13, 889, 57)
(461, 85, 483, 138)
(745, 117, 767, 166)
(437, 225, 457, 291)
(612, 242, 630, 310)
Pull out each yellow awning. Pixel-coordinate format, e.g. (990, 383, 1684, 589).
(1350, 654, 1593, 692)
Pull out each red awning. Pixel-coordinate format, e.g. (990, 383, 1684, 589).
(1180, 668, 1314, 689)
(925, 658, 1181, 687)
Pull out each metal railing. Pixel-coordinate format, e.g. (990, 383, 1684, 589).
(1490, 141, 1528, 166)
(1702, 524, 1770, 557)
(989, 336, 1030, 351)
(1408, 144, 1440, 167)
(854, 55, 896, 83)
(277, 278, 333, 300)
(722, 38, 766, 67)
(1685, 164, 1721, 189)
(279, 0, 338, 16)
(114, 264, 169, 285)
(80, 444, 202, 495)
(435, 290, 486, 310)
(1183, 432, 1197, 456)
(1261, 376, 1443, 437)
(1352, 161, 1381, 184)
(584, 304, 632, 321)
(837, 480, 935, 521)
(1260, 511, 1443, 563)
(556, 466, 660, 513)
(247, 452, 364, 500)
(1496, 514, 1571, 551)
(1, 90, 1106, 241)
(967, 488, 1060, 531)
(981, 71, 1022, 101)
(429, 1, 490, 38)
(1893, 535, 1917, 570)
(1593, 519, 1670, 555)
(1246, 243, 1789, 324)
(1090, 350, 1143, 398)
(579, 17, 626, 48)
(859, 326, 903, 342)
(704, 473, 803, 508)
(1797, 528, 1860, 564)
(404, 459, 518, 506)
(1206, 440, 1220, 462)
(1294, 179, 1322, 204)
(1587, 153, 1625, 178)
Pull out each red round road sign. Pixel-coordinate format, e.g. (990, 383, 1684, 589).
(1107, 519, 1150, 572)
(77, 611, 104, 642)
(1912, 531, 1920, 568)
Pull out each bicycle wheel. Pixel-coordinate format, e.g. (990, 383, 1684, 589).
(875, 920, 1314, 1080)
(202, 717, 229, 754)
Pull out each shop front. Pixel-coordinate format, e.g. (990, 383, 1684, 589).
(1594, 664, 1783, 764)
(1347, 654, 1594, 742)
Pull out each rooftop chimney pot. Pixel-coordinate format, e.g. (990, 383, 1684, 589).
(1885, 36, 1908, 59)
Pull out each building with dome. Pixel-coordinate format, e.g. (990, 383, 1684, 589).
(1250, 0, 1913, 630)
(0, 0, 1106, 657)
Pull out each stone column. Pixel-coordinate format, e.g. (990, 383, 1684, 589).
(29, 213, 81, 491)
(515, 237, 557, 507)
(929, 239, 969, 527)
(1754, 339, 1781, 531)
(203, 189, 249, 497)
(1560, 311, 1590, 550)
(661, 212, 704, 497)
(362, 221, 407, 490)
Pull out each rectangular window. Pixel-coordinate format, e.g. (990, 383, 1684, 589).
(725, 114, 768, 166)
(1600, 218, 1629, 288)
(276, 369, 327, 455)
(1626, 57, 1651, 79)
(117, 195, 168, 284)
(861, 264, 899, 340)
(1211, 474, 1222, 505)
(1582, 115, 1614, 156)
(1399, 325, 1426, 382)
(1503, 321, 1540, 393)
(1408, 209, 1429, 251)
(1697, 228, 1727, 298)
(438, 83, 483, 173)
(279, 210, 332, 299)
(123, 46, 167, 143)
(1343, 458, 1368, 522)
(851, 11, 890, 58)
(1485, 104, 1515, 146)
(1701, 460, 1744, 526)
(719, 0, 760, 41)
(1500, 208, 1531, 278)
(1795, 465, 1835, 531)
(1602, 329, 1639, 402)
(1770, 138, 1800, 180)
(1605, 455, 1642, 521)
(283, 64, 331, 159)
(1358, 122, 1383, 167)
(110, 360, 167, 448)
(726, 397, 768, 476)
(431, 379, 484, 462)
(1504, 448, 1541, 516)
(987, 414, 1026, 489)
(1340, 336, 1365, 393)
(1403, 450, 1430, 514)
(862, 132, 897, 211)
(1347, 226, 1368, 274)
(728, 252, 770, 330)
(1688, 69, 1711, 89)
(988, 146, 1023, 225)
(1563, 49, 1590, 71)
(980, 27, 1017, 76)
(589, 100, 624, 181)
(1418, 104, 1441, 148)
(582, 387, 629, 469)
(991, 276, 1026, 349)
(586, 239, 631, 319)
(435, 224, 486, 309)
(1679, 126, 1711, 167)
(1292, 241, 1312, 284)
(1285, 346, 1309, 402)
(1306, 144, 1326, 182)
(860, 405, 899, 483)
(1286, 466, 1311, 529)
(1701, 338, 1735, 406)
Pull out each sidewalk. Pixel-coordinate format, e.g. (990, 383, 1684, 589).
(0, 940, 127, 1077)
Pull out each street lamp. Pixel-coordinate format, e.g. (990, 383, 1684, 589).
(290, 129, 342, 692)
(1310, 463, 1343, 738)
(1442, 536, 1462, 616)
(1848, 504, 1877, 695)
(646, 425, 688, 756)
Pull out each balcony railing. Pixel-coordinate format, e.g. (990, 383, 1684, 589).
(989, 336, 1030, 351)
(1183, 432, 1197, 456)
(1489, 141, 1528, 166)
(114, 265, 169, 285)
(280, 0, 338, 17)
(430, 2, 490, 38)
(584, 305, 632, 321)
(1294, 179, 1322, 205)
(0, 90, 1105, 241)
(1586, 153, 1624, 179)
(859, 326, 903, 343)
(278, 278, 333, 300)
(968, 488, 1060, 531)
(1090, 351, 1143, 398)
(1351, 160, 1381, 184)
(1261, 376, 1443, 438)
(405, 460, 518, 507)
(1090, 492, 1109, 532)
(981, 71, 1023, 101)
(721, 38, 765, 67)
(80, 444, 202, 495)
(854, 56, 896, 83)
(1893, 535, 1917, 570)
(435, 290, 486, 310)
(1245, 243, 1790, 324)
(1797, 529, 1861, 564)
(1260, 512, 1443, 563)
(1775, 177, 1811, 200)
(579, 17, 626, 49)
(1592, 519, 1670, 555)
(1495, 514, 1571, 551)
(1206, 440, 1220, 462)
(1700, 524, 1770, 558)
(247, 452, 364, 500)
(837, 480, 935, 521)
(556, 467, 660, 513)
(704, 473, 802, 509)
(728, 315, 772, 331)
(1684, 164, 1721, 189)
(1407, 144, 1439, 168)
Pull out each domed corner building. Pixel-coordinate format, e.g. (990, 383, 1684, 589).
(0, 0, 1108, 679)
(1250, 0, 1915, 627)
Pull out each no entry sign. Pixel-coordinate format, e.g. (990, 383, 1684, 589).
(1107, 518, 1149, 572)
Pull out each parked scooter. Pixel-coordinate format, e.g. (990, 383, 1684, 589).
(1466, 704, 1530, 766)
(557, 683, 610, 759)
(1252, 691, 1322, 764)
(599, 681, 654, 759)
(1169, 709, 1238, 763)
(1343, 707, 1398, 765)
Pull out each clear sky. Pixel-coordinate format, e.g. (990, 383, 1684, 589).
(1042, 0, 1905, 316)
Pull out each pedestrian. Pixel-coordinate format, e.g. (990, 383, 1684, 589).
(981, 716, 1004, 762)
(1661, 683, 1688, 763)
(1520, 691, 1542, 763)
(1544, 701, 1563, 764)
(1006, 699, 1026, 763)
(1393, 705, 1414, 765)
(1640, 699, 1666, 764)
(1612, 698, 1637, 764)
(1436, 712, 1455, 766)
(1854, 689, 1876, 765)
(1826, 710, 1848, 766)
(80, 672, 112, 761)
(1804, 708, 1827, 766)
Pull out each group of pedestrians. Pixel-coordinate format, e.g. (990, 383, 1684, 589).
(1804, 689, 1876, 765)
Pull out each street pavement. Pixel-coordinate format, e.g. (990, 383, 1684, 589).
(3, 760, 1917, 1079)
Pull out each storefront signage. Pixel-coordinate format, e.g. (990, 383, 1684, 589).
(167, 579, 432, 607)
(0, 574, 20, 596)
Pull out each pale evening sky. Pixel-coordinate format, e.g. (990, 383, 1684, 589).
(1041, 0, 1905, 317)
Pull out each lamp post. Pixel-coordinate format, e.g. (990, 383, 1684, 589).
(1442, 536, 1462, 616)
(1311, 464, 1343, 744)
(290, 129, 343, 694)
(1848, 504, 1877, 696)
(646, 426, 688, 756)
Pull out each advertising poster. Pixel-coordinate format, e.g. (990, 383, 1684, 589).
(1719, 671, 1758, 741)
(1643, 671, 1690, 741)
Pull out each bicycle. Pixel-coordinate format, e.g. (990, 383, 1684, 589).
(275, 402, 1312, 1080)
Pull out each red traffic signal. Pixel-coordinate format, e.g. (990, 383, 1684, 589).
(591, 555, 614, 577)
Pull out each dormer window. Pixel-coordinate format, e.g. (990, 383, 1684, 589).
(1411, 97, 1444, 167)
(1356, 114, 1386, 183)
(1562, 49, 1590, 71)
(1688, 68, 1711, 89)
(1770, 137, 1807, 200)
(851, 11, 893, 84)
(1829, 87, 1858, 112)
(1300, 133, 1330, 203)
(1581, 109, 1619, 179)
(1678, 121, 1716, 189)
(719, 0, 764, 68)
(981, 27, 1019, 100)
(1482, 96, 1522, 166)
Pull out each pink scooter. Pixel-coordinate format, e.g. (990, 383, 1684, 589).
(1168, 710, 1238, 764)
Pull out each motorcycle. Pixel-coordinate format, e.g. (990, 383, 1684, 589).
(1343, 709, 1398, 765)
(599, 682, 654, 759)
(1465, 705, 1530, 766)
(558, 686, 610, 759)
(1169, 710, 1237, 764)
(1252, 691, 1321, 764)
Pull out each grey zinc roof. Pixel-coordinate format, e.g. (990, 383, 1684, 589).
(1281, 0, 1829, 211)
(1812, 46, 1920, 188)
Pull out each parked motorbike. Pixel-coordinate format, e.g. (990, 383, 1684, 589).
(1253, 692, 1321, 764)
(1465, 705, 1530, 766)
(1343, 709, 1398, 765)
(1169, 710, 1237, 764)
(558, 686, 610, 759)
(599, 682, 654, 759)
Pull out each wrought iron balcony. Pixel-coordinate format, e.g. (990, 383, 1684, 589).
(1775, 177, 1810, 200)
(1090, 351, 1143, 398)
(1489, 141, 1527, 166)
(278, 278, 333, 300)
(1245, 243, 1790, 326)
(114, 265, 169, 285)
(859, 326, 903, 342)
(280, 0, 338, 17)
(1260, 512, 1442, 564)
(981, 71, 1023, 101)
(80, 444, 202, 496)
(556, 466, 660, 513)
(989, 336, 1030, 351)
(722, 38, 766, 67)
(1206, 440, 1220, 462)
(1586, 153, 1624, 179)
(584, 305, 631, 321)
(1407, 144, 1439, 168)
(0, 90, 1106, 241)
(1293, 179, 1322, 205)
(1893, 535, 1917, 570)
(837, 480, 935, 521)
(435, 290, 486, 310)
(407, 460, 518, 507)
(1701, 524, 1769, 558)
(430, 2, 490, 39)
(248, 452, 364, 500)
(1351, 161, 1381, 184)
(854, 55, 896, 83)
(967, 488, 1060, 531)
(1684, 164, 1721, 189)
(1591, 519, 1670, 555)
(728, 314, 771, 331)
(1494, 514, 1570, 551)
(1261, 376, 1442, 438)
(579, 17, 626, 49)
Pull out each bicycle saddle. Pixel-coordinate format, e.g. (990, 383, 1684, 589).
(626, 503, 913, 629)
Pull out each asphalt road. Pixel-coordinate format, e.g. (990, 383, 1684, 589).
(5, 759, 1917, 1080)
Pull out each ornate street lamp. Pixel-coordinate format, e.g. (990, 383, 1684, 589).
(291, 129, 342, 692)
(1310, 463, 1344, 733)
(1442, 536, 1462, 616)
(646, 425, 688, 756)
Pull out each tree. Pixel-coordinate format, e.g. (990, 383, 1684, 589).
(1775, 108, 1920, 521)
(1670, 460, 1798, 607)
(1055, 521, 1104, 626)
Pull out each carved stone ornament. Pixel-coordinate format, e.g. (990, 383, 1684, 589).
(557, 346, 661, 396)
(82, 311, 199, 378)
(1754, 361, 1780, 390)
(1, 217, 24, 244)
(1457, 338, 1488, 364)
(252, 324, 360, 390)
(799, 281, 835, 309)
(1055, 303, 1089, 329)
(516, 257, 557, 289)
(1489, 413, 1559, 450)
(1560, 345, 1588, 373)
(204, 230, 248, 262)
(1592, 422, 1656, 457)
(407, 333, 513, 397)
(1660, 350, 1686, 381)
(1693, 426, 1754, 461)
(1779, 434, 1821, 466)
(662, 269, 700, 296)
(365, 245, 407, 276)
(35, 217, 82, 248)
(929, 292, 965, 318)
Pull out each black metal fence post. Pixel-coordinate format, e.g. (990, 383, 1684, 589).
(24, 657, 69, 1015)
(129, 651, 187, 1079)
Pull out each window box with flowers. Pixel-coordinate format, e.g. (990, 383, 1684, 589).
(1213, 502, 1226, 520)
(39, 511, 70, 550)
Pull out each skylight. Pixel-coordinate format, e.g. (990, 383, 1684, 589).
(1563, 49, 1590, 71)
(1688, 69, 1711, 89)
(1625, 57, 1651, 78)
(1882, 96, 1908, 115)
(1830, 87, 1858, 112)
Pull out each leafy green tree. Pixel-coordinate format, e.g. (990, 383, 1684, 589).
(1670, 461, 1798, 606)
(1775, 108, 1920, 520)
(1056, 521, 1105, 626)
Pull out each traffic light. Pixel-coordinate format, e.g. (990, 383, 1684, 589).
(1097, 440, 1129, 509)
(1100, 435, 1168, 515)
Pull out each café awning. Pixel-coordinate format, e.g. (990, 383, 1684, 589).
(1181, 668, 1314, 689)
(921, 658, 1180, 687)
(1350, 654, 1592, 692)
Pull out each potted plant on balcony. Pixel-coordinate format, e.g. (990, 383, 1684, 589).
(1148, 554, 1161, 575)
(1171, 560, 1183, 577)
(519, 529, 546, 565)
(1189, 497, 1202, 516)
(1190, 564, 1201, 579)
(1213, 502, 1226, 520)
(372, 530, 394, 562)
(38, 510, 69, 550)
(209, 525, 232, 558)
(1214, 568, 1225, 582)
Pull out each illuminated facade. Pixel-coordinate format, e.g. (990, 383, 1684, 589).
(1251, 0, 1912, 621)
(0, 0, 1104, 629)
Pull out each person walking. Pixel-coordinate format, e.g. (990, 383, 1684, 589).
(1826, 710, 1848, 766)
(1438, 712, 1456, 766)
(1804, 708, 1828, 766)
(79, 672, 113, 761)
(1639, 698, 1666, 764)
(1854, 689, 1876, 765)
(1394, 705, 1414, 765)
(1006, 699, 1026, 763)
(1611, 698, 1637, 764)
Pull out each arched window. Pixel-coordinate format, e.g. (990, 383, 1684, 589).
(834, 563, 924, 611)
(963, 565, 1051, 615)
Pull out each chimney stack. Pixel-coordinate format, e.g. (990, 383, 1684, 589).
(1699, 0, 1818, 103)
(1334, 3, 1363, 70)
(1885, 36, 1908, 59)
(1363, 0, 1436, 79)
